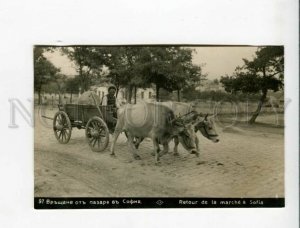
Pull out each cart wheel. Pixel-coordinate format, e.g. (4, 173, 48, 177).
(85, 116, 109, 152)
(53, 111, 72, 144)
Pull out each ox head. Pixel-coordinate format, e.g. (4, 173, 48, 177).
(194, 114, 219, 143)
(171, 118, 198, 154)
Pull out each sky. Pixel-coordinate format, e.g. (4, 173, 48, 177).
(192, 46, 258, 79)
(44, 51, 77, 77)
(44, 46, 258, 80)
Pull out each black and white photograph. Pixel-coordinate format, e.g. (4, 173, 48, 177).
(34, 45, 285, 208)
(1, 0, 298, 227)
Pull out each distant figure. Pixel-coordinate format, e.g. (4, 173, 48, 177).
(42, 96, 48, 105)
(64, 96, 68, 104)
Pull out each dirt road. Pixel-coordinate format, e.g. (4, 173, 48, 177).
(34, 108, 284, 197)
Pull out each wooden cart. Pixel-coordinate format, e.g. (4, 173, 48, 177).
(52, 102, 117, 152)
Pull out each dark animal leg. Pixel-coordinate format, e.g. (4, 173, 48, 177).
(133, 137, 144, 149)
(110, 126, 122, 156)
(153, 138, 161, 163)
(161, 142, 169, 156)
(173, 136, 179, 156)
(125, 133, 144, 149)
(151, 145, 160, 156)
(195, 135, 200, 157)
(127, 133, 141, 160)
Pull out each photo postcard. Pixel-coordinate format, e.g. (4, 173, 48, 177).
(33, 45, 285, 209)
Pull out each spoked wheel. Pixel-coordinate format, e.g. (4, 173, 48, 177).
(85, 116, 109, 152)
(53, 111, 72, 144)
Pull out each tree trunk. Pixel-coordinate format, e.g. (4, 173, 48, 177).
(115, 84, 119, 98)
(248, 89, 267, 124)
(79, 63, 85, 93)
(156, 84, 160, 102)
(134, 86, 137, 104)
(38, 90, 41, 105)
(70, 92, 73, 103)
(127, 85, 133, 104)
(58, 92, 62, 104)
(177, 90, 180, 102)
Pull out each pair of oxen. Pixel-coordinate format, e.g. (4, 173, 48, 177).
(110, 101, 219, 163)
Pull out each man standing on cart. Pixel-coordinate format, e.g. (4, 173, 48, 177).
(101, 85, 118, 133)
(101, 86, 117, 111)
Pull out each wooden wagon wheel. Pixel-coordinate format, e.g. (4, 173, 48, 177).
(53, 111, 72, 144)
(85, 116, 109, 152)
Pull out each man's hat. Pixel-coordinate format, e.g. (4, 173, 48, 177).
(108, 85, 116, 91)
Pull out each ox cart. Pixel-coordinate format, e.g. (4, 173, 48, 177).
(45, 95, 117, 152)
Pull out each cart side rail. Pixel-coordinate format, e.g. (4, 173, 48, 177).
(62, 104, 114, 125)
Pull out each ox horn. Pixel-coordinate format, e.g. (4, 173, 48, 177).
(204, 113, 209, 120)
(211, 112, 217, 118)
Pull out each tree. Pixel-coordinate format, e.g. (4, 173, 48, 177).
(105, 47, 151, 103)
(141, 47, 177, 101)
(59, 46, 204, 103)
(169, 48, 204, 101)
(60, 47, 109, 92)
(53, 73, 68, 104)
(213, 79, 219, 85)
(65, 76, 81, 103)
(141, 47, 203, 101)
(220, 46, 284, 124)
(34, 47, 60, 104)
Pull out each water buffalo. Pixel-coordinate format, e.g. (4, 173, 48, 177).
(110, 102, 198, 163)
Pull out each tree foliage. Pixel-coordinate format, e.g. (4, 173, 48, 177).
(138, 47, 203, 101)
(221, 46, 283, 94)
(40, 46, 204, 103)
(220, 46, 284, 123)
(34, 47, 60, 104)
(60, 47, 110, 92)
(104, 46, 204, 102)
(65, 76, 81, 94)
(104, 47, 149, 101)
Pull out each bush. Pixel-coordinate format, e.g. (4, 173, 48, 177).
(182, 89, 261, 102)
